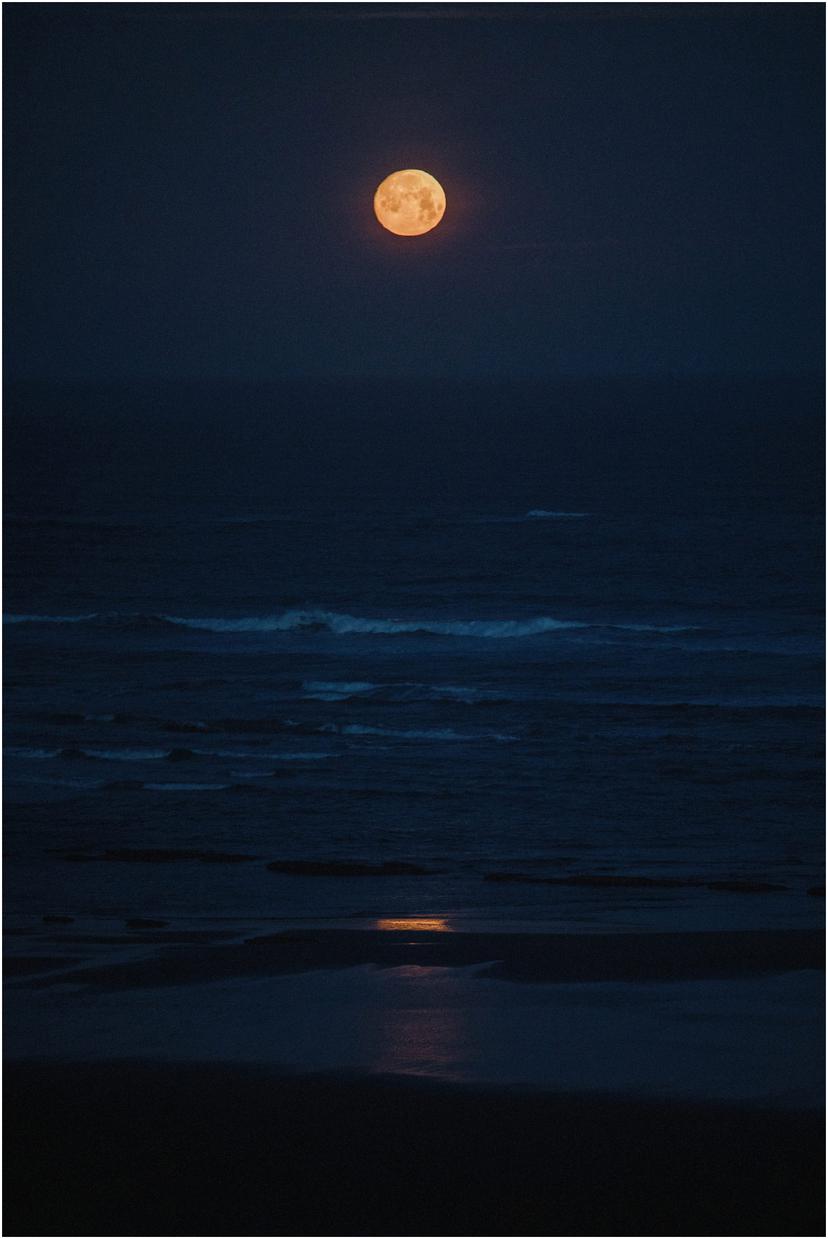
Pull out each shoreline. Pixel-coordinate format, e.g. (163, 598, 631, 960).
(12, 926, 825, 990)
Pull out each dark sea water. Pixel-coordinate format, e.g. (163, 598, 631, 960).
(4, 377, 824, 934)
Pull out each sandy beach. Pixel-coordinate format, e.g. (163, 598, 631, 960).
(4, 924, 825, 1234)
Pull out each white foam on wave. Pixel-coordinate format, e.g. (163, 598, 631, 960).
(4, 613, 97, 624)
(475, 511, 593, 524)
(301, 680, 503, 703)
(525, 509, 592, 519)
(301, 680, 379, 700)
(319, 722, 516, 742)
(85, 748, 170, 761)
(268, 752, 337, 760)
(144, 783, 230, 792)
(5, 744, 338, 764)
(4, 609, 700, 640)
(4, 746, 61, 759)
(200, 748, 336, 761)
(165, 610, 588, 639)
(422, 684, 503, 702)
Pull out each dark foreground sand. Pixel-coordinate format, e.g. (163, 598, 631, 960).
(4, 1059, 824, 1237)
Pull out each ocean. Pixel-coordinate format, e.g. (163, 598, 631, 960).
(4, 376, 824, 936)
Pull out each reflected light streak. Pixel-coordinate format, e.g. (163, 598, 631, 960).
(372, 1003, 467, 1078)
(376, 917, 452, 932)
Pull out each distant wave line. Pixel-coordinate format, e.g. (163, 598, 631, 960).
(301, 680, 504, 702)
(474, 510, 593, 523)
(3, 609, 699, 638)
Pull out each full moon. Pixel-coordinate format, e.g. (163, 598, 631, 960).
(373, 169, 446, 237)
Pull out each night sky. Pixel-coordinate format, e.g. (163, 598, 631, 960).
(4, 2, 824, 382)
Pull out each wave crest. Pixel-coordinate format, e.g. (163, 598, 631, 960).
(317, 723, 516, 741)
(302, 680, 506, 703)
(525, 509, 591, 519)
(4, 609, 697, 639)
(169, 610, 588, 638)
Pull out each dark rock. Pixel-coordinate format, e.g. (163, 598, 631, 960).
(58, 748, 92, 760)
(807, 885, 825, 897)
(555, 874, 701, 890)
(484, 872, 701, 889)
(166, 748, 196, 762)
(61, 848, 257, 864)
(196, 851, 257, 863)
(706, 880, 788, 894)
(484, 872, 543, 884)
(104, 780, 145, 790)
(42, 915, 75, 924)
(486, 873, 789, 893)
(125, 918, 169, 929)
(266, 859, 435, 877)
(103, 848, 256, 864)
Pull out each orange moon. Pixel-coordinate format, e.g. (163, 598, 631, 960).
(373, 169, 446, 236)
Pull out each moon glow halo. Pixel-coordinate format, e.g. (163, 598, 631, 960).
(373, 169, 446, 236)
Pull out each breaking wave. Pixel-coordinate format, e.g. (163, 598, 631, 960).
(317, 723, 517, 741)
(525, 509, 592, 519)
(5, 744, 343, 765)
(302, 680, 505, 703)
(166, 610, 588, 638)
(4, 609, 698, 639)
(4, 613, 98, 625)
(143, 783, 231, 792)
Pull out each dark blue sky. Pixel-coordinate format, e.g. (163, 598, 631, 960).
(4, 2, 824, 381)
